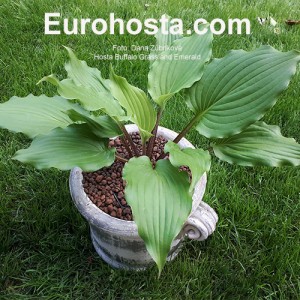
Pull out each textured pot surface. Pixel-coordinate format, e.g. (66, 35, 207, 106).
(69, 125, 217, 270)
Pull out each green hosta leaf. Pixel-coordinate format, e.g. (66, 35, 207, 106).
(149, 14, 182, 63)
(14, 124, 115, 171)
(213, 121, 300, 167)
(0, 94, 83, 138)
(186, 46, 300, 139)
(66, 109, 122, 138)
(164, 141, 211, 193)
(123, 156, 192, 275)
(40, 75, 109, 112)
(109, 67, 156, 143)
(39, 47, 124, 116)
(148, 26, 213, 108)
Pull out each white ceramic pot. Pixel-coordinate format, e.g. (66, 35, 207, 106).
(69, 125, 218, 270)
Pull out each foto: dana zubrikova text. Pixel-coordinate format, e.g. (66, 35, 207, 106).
(44, 13, 251, 35)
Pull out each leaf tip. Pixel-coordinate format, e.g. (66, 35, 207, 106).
(37, 75, 59, 86)
(63, 45, 72, 53)
(109, 64, 116, 79)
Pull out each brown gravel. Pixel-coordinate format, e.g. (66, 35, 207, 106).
(82, 132, 168, 221)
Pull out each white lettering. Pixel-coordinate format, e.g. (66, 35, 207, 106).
(80, 19, 91, 34)
(228, 18, 251, 34)
(126, 19, 142, 35)
(44, 14, 251, 36)
(64, 18, 78, 35)
(45, 13, 60, 35)
(169, 19, 183, 35)
(194, 18, 208, 35)
(159, 14, 169, 34)
(144, 18, 158, 35)
(110, 13, 124, 34)
(92, 19, 107, 35)
(210, 18, 226, 35)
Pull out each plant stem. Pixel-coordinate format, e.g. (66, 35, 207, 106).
(120, 135, 133, 158)
(119, 123, 140, 157)
(173, 114, 200, 144)
(142, 143, 147, 156)
(146, 109, 163, 158)
(115, 119, 134, 158)
(115, 155, 128, 163)
(158, 114, 200, 160)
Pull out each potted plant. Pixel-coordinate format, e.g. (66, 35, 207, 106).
(1, 19, 300, 275)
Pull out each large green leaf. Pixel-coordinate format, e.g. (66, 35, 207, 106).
(123, 156, 192, 275)
(213, 121, 300, 167)
(186, 46, 300, 139)
(14, 124, 115, 171)
(39, 47, 124, 116)
(0, 94, 83, 138)
(164, 141, 211, 193)
(109, 67, 156, 143)
(149, 14, 182, 63)
(66, 109, 122, 138)
(40, 76, 102, 110)
(148, 26, 213, 108)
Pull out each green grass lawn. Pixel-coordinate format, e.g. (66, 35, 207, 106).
(1, 0, 300, 299)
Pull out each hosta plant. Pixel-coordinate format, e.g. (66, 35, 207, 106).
(1, 18, 300, 275)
